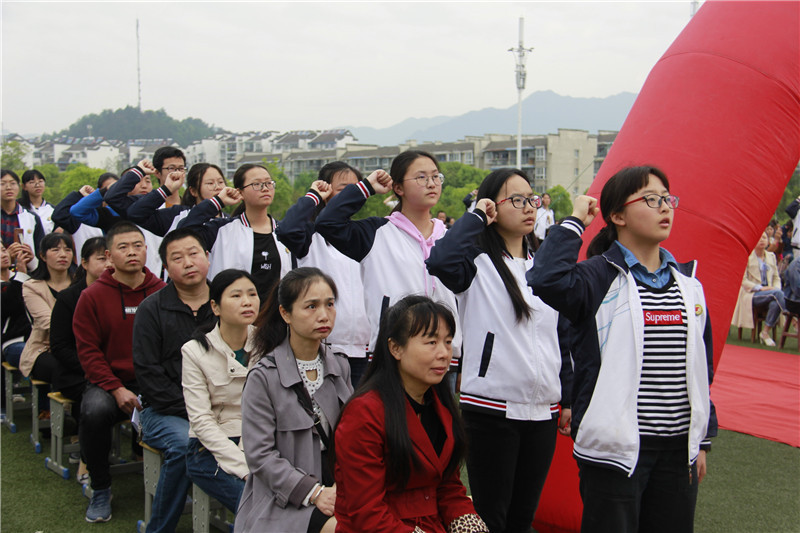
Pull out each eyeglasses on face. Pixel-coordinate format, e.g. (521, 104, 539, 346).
(622, 194, 679, 209)
(161, 166, 187, 173)
(497, 195, 542, 209)
(405, 173, 444, 186)
(241, 180, 276, 192)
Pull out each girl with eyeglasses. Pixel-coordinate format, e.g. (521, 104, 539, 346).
(528, 166, 716, 533)
(20, 169, 57, 234)
(178, 163, 291, 305)
(315, 150, 461, 375)
(125, 163, 230, 237)
(426, 168, 569, 533)
(2, 169, 44, 272)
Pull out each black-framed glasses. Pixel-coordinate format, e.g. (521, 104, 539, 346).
(405, 173, 444, 186)
(497, 195, 542, 209)
(161, 166, 187, 173)
(622, 194, 679, 209)
(241, 181, 276, 192)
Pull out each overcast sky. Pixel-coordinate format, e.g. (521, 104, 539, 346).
(2, 1, 702, 136)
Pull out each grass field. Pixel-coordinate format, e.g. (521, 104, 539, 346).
(1, 328, 798, 532)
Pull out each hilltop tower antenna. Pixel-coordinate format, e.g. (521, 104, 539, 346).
(509, 17, 533, 177)
(136, 19, 142, 111)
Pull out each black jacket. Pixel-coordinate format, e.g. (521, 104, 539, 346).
(132, 282, 214, 418)
(49, 278, 88, 396)
(2, 274, 32, 344)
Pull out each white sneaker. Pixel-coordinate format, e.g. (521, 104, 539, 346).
(760, 330, 776, 347)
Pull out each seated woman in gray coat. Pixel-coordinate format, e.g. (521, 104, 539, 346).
(235, 267, 353, 533)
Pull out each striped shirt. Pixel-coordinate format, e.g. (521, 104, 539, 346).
(636, 277, 691, 438)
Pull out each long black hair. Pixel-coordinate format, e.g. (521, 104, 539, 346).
(19, 169, 46, 209)
(191, 269, 256, 351)
(29, 232, 76, 281)
(252, 267, 338, 361)
(587, 165, 670, 258)
(336, 295, 466, 491)
(476, 168, 533, 322)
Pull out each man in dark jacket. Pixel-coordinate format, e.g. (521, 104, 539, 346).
(133, 227, 213, 533)
(74, 222, 166, 523)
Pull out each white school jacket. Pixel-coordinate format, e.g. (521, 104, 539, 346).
(427, 211, 563, 420)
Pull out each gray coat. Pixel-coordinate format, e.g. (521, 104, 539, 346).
(235, 338, 353, 533)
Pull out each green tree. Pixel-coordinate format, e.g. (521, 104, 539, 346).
(1, 141, 29, 174)
(262, 160, 294, 219)
(775, 167, 800, 223)
(439, 162, 490, 189)
(547, 185, 573, 222)
(354, 195, 392, 220)
(36, 164, 64, 204)
(57, 165, 106, 202)
(433, 185, 477, 220)
(49, 106, 218, 146)
(292, 171, 318, 193)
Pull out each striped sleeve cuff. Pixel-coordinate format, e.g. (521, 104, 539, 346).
(132, 167, 145, 179)
(305, 190, 323, 206)
(561, 216, 585, 237)
(356, 179, 374, 199)
(209, 196, 224, 212)
(156, 185, 171, 200)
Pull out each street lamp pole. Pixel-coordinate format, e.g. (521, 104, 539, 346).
(509, 17, 533, 173)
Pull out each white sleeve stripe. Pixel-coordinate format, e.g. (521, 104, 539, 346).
(356, 181, 371, 199)
(561, 219, 584, 236)
(305, 192, 320, 206)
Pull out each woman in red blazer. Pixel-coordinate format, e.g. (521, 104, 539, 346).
(334, 295, 488, 533)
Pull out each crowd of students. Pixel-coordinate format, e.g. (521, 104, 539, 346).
(1, 147, 717, 533)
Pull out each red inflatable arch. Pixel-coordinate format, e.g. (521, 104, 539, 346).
(533, 2, 800, 532)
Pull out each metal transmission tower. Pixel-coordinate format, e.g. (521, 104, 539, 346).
(136, 19, 142, 110)
(509, 17, 533, 174)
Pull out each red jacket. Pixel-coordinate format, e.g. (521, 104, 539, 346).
(334, 390, 477, 532)
(73, 268, 165, 392)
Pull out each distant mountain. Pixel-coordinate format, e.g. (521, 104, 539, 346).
(342, 90, 637, 145)
(345, 115, 453, 147)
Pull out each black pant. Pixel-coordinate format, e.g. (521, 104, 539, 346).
(79, 383, 139, 490)
(30, 351, 59, 384)
(346, 356, 368, 389)
(578, 447, 699, 533)
(463, 410, 558, 533)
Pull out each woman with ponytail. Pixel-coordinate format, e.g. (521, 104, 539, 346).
(180, 269, 259, 514)
(426, 168, 570, 533)
(236, 267, 352, 533)
(528, 165, 716, 533)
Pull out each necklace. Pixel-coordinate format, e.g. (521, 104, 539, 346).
(296, 354, 324, 418)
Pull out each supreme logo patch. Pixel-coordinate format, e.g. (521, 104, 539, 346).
(643, 310, 683, 325)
